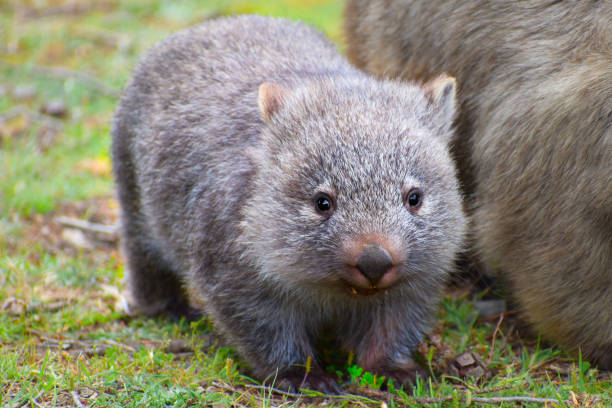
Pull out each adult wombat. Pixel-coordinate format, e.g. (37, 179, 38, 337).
(345, 0, 612, 368)
(112, 15, 466, 390)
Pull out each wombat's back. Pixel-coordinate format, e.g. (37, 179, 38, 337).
(113, 15, 350, 265)
(345, 0, 612, 367)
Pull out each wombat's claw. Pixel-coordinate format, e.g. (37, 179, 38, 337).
(274, 367, 342, 394)
(376, 364, 428, 390)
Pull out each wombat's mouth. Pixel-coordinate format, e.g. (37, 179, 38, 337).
(346, 285, 381, 296)
(341, 265, 401, 295)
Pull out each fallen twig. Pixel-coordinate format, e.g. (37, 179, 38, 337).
(54, 216, 118, 237)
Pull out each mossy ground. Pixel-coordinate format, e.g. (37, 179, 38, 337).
(1, 1, 610, 406)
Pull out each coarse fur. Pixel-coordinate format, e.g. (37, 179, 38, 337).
(112, 15, 466, 389)
(345, 0, 612, 368)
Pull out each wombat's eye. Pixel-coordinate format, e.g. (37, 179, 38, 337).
(313, 192, 335, 217)
(404, 188, 423, 211)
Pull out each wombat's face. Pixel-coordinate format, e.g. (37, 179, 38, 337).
(240, 77, 466, 299)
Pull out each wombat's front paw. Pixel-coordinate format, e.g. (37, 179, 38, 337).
(122, 290, 203, 321)
(375, 362, 428, 390)
(163, 297, 203, 322)
(272, 366, 342, 394)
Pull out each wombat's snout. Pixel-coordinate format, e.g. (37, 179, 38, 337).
(356, 244, 393, 284)
(342, 236, 404, 293)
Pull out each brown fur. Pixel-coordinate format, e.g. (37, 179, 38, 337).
(344, 0, 612, 368)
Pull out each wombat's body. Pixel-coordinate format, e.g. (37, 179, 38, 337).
(112, 15, 466, 388)
(345, 0, 612, 367)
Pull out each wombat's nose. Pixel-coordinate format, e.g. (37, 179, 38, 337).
(356, 244, 393, 284)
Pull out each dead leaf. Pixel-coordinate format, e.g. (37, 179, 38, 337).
(75, 157, 111, 176)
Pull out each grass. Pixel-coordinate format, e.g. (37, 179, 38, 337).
(1, 0, 610, 406)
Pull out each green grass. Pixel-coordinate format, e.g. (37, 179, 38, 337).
(1, 0, 610, 406)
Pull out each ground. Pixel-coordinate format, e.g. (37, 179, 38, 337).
(1, 0, 610, 406)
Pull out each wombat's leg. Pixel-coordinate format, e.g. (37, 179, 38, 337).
(256, 325, 340, 393)
(273, 366, 342, 394)
(114, 152, 198, 320)
(347, 309, 427, 389)
(211, 293, 340, 392)
(120, 229, 199, 320)
(589, 345, 612, 370)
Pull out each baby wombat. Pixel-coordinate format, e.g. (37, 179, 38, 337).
(345, 0, 612, 368)
(112, 15, 466, 390)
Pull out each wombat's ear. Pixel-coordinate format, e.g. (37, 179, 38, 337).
(423, 74, 457, 136)
(258, 82, 287, 122)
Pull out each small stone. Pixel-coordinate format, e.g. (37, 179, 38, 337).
(41, 99, 68, 118)
(464, 365, 485, 380)
(455, 352, 476, 367)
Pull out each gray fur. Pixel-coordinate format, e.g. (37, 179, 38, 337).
(345, 0, 612, 368)
(112, 15, 466, 386)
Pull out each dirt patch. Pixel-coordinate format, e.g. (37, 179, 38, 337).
(19, 196, 120, 261)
